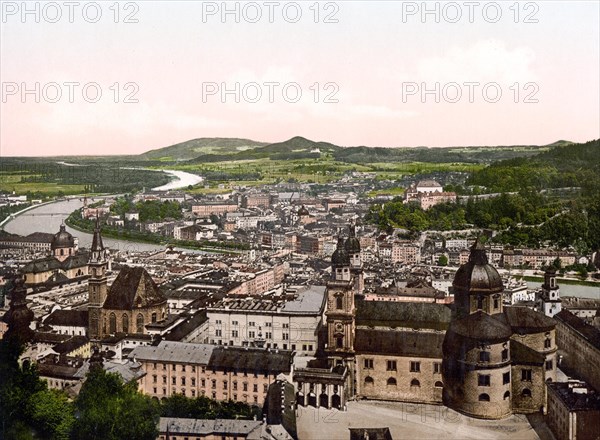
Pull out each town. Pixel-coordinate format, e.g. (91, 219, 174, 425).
(1, 165, 599, 439)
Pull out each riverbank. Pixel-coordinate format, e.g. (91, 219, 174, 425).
(65, 211, 246, 254)
(522, 275, 599, 288)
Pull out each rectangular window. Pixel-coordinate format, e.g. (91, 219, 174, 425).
(172, 377, 176, 385)
(253, 384, 258, 392)
(387, 360, 397, 371)
(478, 374, 491, 387)
(232, 330, 239, 338)
(265, 322, 272, 327)
(216, 329, 222, 337)
(501, 349, 508, 361)
(201, 379, 206, 387)
(479, 351, 490, 362)
(233, 382, 237, 390)
(283, 333, 289, 340)
(265, 332, 272, 339)
(521, 369, 532, 381)
(544, 339, 551, 349)
(249, 322, 255, 327)
(181, 378, 186, 386)
(433, 363, 441, 374)
(223, 381, 228, 390)
(249, 331, 255, 338)
(153, 375, 157, 383)
(409, 361, 420, 373)
(503, 372, 510, 385)
(191, 378, 196, 386)
(232, 320, 238, 326)
(364, 359, 374, 369)
(263, 384, 268, 393)
(546, 360, 553, 371)
(212, 380, 217, 389)
(283, 323, 289, 329)
(243, 383, 248, 392)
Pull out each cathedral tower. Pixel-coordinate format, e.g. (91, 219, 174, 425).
(88, 218, 108, 341)
(344, 223, 364, 295)
(326, 237, 356, 360)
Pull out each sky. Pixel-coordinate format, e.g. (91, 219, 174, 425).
(1, 1, 599, 156)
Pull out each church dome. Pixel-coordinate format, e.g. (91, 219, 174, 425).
(297, 205, 309, 216)
(453, 239, 502, 293)
(332, 237, 350, 267)
(51, 224, 75, 250)
(344, 224, 361, 253)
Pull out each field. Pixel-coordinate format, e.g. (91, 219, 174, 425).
(0, 173, 86, 195)
(161, 157, 483, 191)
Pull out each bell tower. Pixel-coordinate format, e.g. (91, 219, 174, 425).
(540, 268, 562, 317)
(326, 237, 356, 360)
(88, 218, 108, 341)
(344, 222, 363, 295)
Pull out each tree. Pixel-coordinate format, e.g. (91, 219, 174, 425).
(28, 389, 74, 440)
(438, 255, 448, 266)
(71, 369, 159, 440)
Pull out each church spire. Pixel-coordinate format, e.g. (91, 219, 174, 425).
(2, 274, 34, 346)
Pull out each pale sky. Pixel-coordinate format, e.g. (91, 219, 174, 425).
(1, 1, 599, 156)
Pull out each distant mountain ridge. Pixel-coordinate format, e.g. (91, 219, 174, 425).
(139, 136, 575, 164)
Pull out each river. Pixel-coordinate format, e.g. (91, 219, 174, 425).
(526, 281, 599, 300)
(2, 169, 204, 253)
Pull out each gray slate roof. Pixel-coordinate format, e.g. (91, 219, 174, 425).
(129, 341, 215, 365)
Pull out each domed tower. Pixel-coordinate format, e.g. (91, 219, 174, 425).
(344, 223, 364, 294)
(452, 239, 503, 319)
(51, 224, 76, 262)
(331, 237, 351, 282)
(443, 238, 512, 419)
(326, 237, 356, 362)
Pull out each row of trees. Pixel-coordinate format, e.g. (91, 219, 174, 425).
(110, 196, 183, 222)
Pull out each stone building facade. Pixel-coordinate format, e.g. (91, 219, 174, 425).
(294, 231, 558, 420)
(130, 341, 293, 406)
(554, 310, 600, 392)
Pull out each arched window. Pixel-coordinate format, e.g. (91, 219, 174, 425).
(546, 378, 553, 383)
(479, 393, 490, 402)
(522, 389, 532, 398)
(387, 377, 397, 386)
(477, 296, 484, 310)
(336, 336, 343, 349)
(336, 296, 343, 310)
(136, 313, 144, 333)
(122, 314, 129, 333)
(364, 376, 374, 386)
(410, 379, 420, 387)
(151, 312, 157, 323)
(434, 381, 443, 388)
(109, 313, 116, 334)
(504, 391, 510, 400)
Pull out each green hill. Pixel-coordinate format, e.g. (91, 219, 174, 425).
(139, 137, 269, 161)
